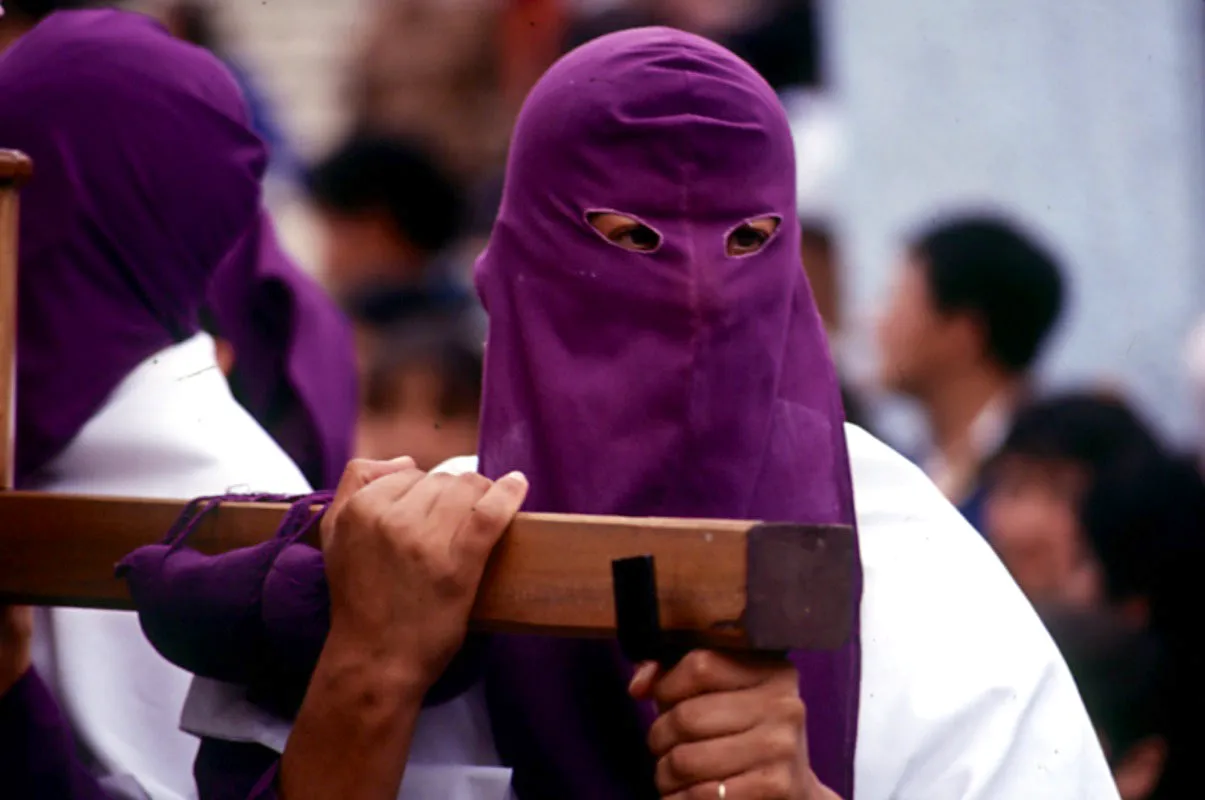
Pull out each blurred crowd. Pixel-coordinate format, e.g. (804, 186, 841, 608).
(147, 1, 1204, 798)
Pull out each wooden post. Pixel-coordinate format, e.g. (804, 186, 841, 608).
(0, 150, 31, 492)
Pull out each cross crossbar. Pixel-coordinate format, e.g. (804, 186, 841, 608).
(0, 149, 856, 652)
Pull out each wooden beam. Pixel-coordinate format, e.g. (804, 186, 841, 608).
(0, 492, 856, 651)
(0, 147, 857, 654)
(0, 150, 32, 491)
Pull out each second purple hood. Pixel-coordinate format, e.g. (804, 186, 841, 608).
(206, 213, 357, 490)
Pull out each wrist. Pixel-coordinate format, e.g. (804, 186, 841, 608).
(315, 628, 430, 721)
(283, 630, 428, 800)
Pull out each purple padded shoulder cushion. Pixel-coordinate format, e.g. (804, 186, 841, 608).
(117, 494, 481, 716)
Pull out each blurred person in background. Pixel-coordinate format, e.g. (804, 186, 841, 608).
(349, 0, 506, 185)
(353, 305, 484, 470)
(348, 0, 566, 226)
(1040, 607, 1171, 800)
(876, 214, 1065, 529)
(983, 394, 1168, 615)
(160, 0, 303, 188)
(305, 134, 469, 303)
(1087, 453, 1205, 800)
(986, 393, 1205, 799)
(566, 0, 822, 94)
(341, 276, 481, 376)
(660, 0, 823, 92)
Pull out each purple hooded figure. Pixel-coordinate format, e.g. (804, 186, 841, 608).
(1, 10, 354, 491)
(0, 8, 354, 799)
(472, 26, 860, 799)
(3, 12, 263, 487)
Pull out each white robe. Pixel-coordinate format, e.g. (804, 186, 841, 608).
(27, 334, 311, 799)
(32, 335, 1116, 798)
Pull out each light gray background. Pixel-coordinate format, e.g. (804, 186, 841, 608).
(823, 0, 1205, 447)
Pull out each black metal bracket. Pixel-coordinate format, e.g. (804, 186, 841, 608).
(612, 554, 665, 664)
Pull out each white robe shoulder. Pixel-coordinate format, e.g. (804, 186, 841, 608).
(442, 426, 1117, 799)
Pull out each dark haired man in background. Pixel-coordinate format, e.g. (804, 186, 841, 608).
(876, 214, 1065, 529)
(306, 134, 468, 304)
(307, 136, 482, 454)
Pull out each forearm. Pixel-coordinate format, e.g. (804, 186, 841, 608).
(280, 632, 426, 800)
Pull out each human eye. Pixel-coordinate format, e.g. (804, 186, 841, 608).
(726, 216, 780, 256)
(586, 211, 662, 252)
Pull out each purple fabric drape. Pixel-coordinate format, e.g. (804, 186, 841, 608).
(206, 213, 357, 490)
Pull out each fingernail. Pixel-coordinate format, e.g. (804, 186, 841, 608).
(501, 470, 528, 488)
(391, 456, 415, 466)
(628, 661, 657, 694)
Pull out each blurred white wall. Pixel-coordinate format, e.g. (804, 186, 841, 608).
(167, 0, 375, 272)
(823, 0, 1205, 446)
(217, 0, 369, 158)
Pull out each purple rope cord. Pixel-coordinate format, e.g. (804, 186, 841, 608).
(161, 491, 336, 551)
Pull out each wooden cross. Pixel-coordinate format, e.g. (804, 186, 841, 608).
(0, 150, 856, 653)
